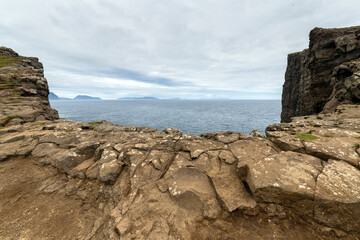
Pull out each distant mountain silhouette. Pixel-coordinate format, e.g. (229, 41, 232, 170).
(49, 92, 71, 100)
(118, 97, 158, 100)
(74, 95, 101, 100)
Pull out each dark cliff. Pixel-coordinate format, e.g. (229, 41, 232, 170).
(281, 26, 360, 122)
(0, 47, 58, 126)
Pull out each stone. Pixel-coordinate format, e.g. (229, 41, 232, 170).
(314, 160, 360, 232)
(218, 150, 237, 164)
(250, 130, 264, 138)
(303, 137, 360, 166)
(246, 151, 323, 215)
(32, 143, 60, 158)
(98, 160, 123, 183)
(210, 163, 256, 212)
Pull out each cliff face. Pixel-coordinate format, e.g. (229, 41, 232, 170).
(282, 26, 360, 122)
(0, 47, 58, 126)
(0, 47, 360, 239)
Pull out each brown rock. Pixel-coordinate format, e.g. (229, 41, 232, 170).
(315, 160, 360, 232)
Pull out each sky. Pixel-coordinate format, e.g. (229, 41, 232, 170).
(1, 0, 360, 99)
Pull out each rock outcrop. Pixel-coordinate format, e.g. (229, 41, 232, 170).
(0, 47, 58, 127)
(282, 26, 360, 122)
(1, 41, 360, 239)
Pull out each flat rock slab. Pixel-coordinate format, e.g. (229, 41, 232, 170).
(247, 151, 323, 215)
(303, 137, 360, 167)
(315, 160, 360, 232)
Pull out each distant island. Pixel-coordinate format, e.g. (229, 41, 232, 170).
(117, 97, 158, 100)
(48, 92, 72, 100)
(49, 92, 101, 100)
(74, 95, 101, 100)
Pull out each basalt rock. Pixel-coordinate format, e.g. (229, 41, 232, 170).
(0, 46, 58, 126)
(282, 26, 360, 122)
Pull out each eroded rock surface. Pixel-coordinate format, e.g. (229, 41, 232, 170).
(0, 108, 359, 239)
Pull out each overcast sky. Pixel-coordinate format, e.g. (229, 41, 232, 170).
(1, 0, 360, 99)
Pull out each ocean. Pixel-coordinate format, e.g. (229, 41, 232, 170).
(49, 100, 281, 135)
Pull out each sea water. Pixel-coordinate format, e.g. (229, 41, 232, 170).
(49, 100, 281, 135)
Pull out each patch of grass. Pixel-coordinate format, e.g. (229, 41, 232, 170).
(12, 94, 22, 97)
(17, 103, 27, 106)
(304, 116, 309, 119)
(355, 144, 360, 150)
(296, 134, 320, 141)
(316, 116, 323, 120)
(0, 56, 21, 68)
(0, 115, 21, 127)
(324, 134, 332, 138)
(88, 121, 103, 125)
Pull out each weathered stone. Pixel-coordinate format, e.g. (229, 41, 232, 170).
(314, 160, 360, 232)
(210, 163, 256, 212)
(247, 151, 323, 215)
(303, 137, 359, 166)
(98, 160, 123, 183)
(218, 150, 237, 164)
(32, 143, 60, 158)
(250, 130, 265, 138)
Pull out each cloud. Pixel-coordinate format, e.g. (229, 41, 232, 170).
(1, 0, 360, 99)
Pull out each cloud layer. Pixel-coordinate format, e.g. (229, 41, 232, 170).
(1, 0, 360, 99)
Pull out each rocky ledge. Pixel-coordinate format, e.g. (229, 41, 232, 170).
(1, 35, 360, 239)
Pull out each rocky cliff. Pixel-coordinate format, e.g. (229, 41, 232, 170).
(282, 26, 360, 122)
(1, 47, 360, 239)
(0, 47, 58, 127)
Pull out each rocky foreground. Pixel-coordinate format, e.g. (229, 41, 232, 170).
(1, 26, 360, 239)
(1, 105, 360, 239)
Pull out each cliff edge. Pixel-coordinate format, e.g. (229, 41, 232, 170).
(282, 26, 360, 122)
(0, 47, 58, 126)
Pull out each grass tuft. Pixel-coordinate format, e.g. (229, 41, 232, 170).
(0, 56, 21, 68)
(88, 121, 103, 125)
(296, 134, 320, 141)
(0, 115, 21, 127)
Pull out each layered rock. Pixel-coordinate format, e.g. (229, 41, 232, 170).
(0, 47, 58, 126)
(282, 26, 360, 122)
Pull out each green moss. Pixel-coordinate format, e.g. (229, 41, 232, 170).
(0, 115, 21, 127)
(324, 134, 332, 138)
(355, 143, 359, 149)
(316, 116, 323, 120)
(296, 134, 320, 141)
(12, 94, 22, 97)
(0, 81, 19, 89)
(0, 56, 21, 68)
(88, 121, 103, 125)
(304, 116, 309, 119)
